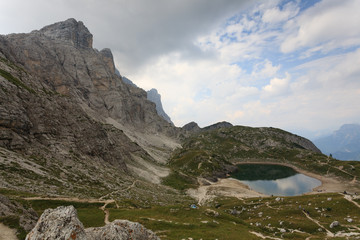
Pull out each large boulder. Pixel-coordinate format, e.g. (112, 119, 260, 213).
(26, 205, 160, 240)
(26, 206, 87, 240)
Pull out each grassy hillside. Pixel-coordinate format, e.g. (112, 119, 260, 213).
(163, 126, 360, 190)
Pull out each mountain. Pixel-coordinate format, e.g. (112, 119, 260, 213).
(164, 125, 326, 187)
(0, 18, 181, 199)
(2, 18, 360, 240)
(146, 88, 173, 125)
(314, 124, 360, 160)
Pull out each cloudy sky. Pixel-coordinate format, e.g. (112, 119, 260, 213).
(1, 0, 359, 139)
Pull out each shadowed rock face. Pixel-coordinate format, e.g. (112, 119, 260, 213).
(26, 206, 160, 240)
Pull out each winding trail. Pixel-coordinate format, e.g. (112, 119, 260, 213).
(100, 202, 111, 224)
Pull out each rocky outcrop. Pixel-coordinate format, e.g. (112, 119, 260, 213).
(182, 122, 201, 133)
(26, 206, 87, 240)
(40, 18, 93, 48)
(147, 88, 173, 125)
(26, 206, 160, 240)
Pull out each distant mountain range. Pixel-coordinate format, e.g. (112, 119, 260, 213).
(313, 124, 360, 161)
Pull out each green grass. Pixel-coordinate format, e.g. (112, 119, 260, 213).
(109, 204, 258, 240)
(162, 171, 196, 190)
(25, 200, 105, 228)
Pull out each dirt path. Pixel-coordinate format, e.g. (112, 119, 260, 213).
(249, 231, 282, 240)
(0, 223, 17, 240)
(24, 196, 113, 203)
(100, 202, 114, 224)
(302, 211, 334, 237)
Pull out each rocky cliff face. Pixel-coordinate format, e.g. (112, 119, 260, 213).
(1, 18, 175, 133)
(26, 206, 160, 240)
(147, 88, 173, 125)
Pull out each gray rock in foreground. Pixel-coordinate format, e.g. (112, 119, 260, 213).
(26, 206, 87, 240)
(86, 220, 160, 240)
(26, 205, 160, 240)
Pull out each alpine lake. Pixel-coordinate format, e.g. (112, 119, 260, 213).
(230, 164, 321, 196)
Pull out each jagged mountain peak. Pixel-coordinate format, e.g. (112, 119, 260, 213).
(39, 18, 93, 48)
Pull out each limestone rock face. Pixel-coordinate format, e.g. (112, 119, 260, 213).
(26, 206, 160, 240)
(40, 18, 93, 48)
(1, 18, 175, 134)
(26, 206, 87, 240)
(85, 220, 160, 240)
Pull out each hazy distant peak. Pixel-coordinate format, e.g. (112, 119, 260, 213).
(147, 88, 173, 125)
(314, 123, 360, 160)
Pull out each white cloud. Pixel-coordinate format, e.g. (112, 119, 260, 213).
(252, 59, 280, 79)
(262, 1, 299, 24)
(262, 74, 290, 98)
(281, 0, 360, 53)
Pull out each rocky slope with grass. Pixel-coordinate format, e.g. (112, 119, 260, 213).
(0, 18, 182, 200)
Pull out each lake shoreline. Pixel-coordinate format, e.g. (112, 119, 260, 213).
(233, 161, 349, 194)
(188, 161, 357, 204)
